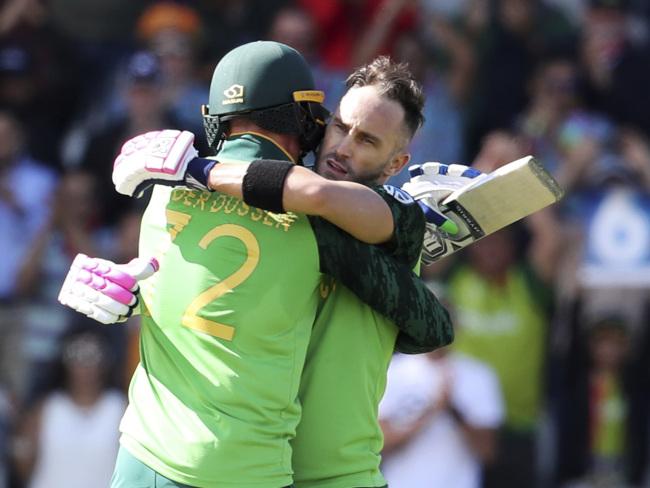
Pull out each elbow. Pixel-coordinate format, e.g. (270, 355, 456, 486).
(438, 307, 455, 348)
(441, 328, 454, 348)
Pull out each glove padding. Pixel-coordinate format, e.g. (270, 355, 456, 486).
(58, 254, 159, 324)
(113, 130, 215, 197)
(402, 162, 484, 264)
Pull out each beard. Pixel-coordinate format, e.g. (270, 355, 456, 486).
(315, 152, 390, 187)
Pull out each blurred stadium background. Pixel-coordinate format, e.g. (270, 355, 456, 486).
(0, 0, 648, 486)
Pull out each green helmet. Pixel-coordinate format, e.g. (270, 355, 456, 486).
(202, 41, 329, 157)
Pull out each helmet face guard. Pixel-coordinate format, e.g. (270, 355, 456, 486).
(202, 90, 330, 162)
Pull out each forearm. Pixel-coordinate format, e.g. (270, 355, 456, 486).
(314, 217, 454, 351)
(283, 168, 393, 244)
(208, 160, 394, 244)
(16, 222, 52, 296)
(445, 404, 498, 463)
(457, 422, 498, 464)
(380, 416, 429, 454)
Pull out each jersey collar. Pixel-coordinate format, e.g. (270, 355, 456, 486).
(220, 132, 296, 163)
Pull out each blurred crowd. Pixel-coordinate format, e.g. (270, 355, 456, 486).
(0, 0, 649, 487)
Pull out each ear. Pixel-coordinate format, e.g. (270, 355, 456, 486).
(383, 151, 410, 178)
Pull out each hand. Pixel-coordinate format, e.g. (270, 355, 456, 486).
(402, 162, 484, 264)
(113, 130, 216, 197)
(402, 162, 483, 235)
(58, 254, 159, 324)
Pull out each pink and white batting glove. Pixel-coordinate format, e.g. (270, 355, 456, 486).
(58, 254, 159, 324)
(113, 130, 216, 197)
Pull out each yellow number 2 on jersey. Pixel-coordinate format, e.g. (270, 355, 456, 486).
(166, 209, 260, 341)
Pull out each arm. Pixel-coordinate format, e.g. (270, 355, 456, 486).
(446, 406, 499, 464)
(207, 161, 394, 244)
(12, 401, 42, 483)
(311, 216, 453, 352)
(112, 131, 455, 245)
(380, 414, 431, 454)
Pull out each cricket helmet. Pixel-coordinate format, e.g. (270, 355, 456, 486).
(202, 41, 329, 158)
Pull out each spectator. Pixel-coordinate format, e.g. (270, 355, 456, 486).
(441, 215, 561, 488)
(0, 1, 81, 168)
(77, 50, 180, 226)
(12, 330, 126, 488)
(579, 0, 650, 137)
(16, 170, 116, 404)
(388, 29, 470, 186)
(297, 0, 417, 70)
(134, 2, 209, 141)
(462, 0, 575, 156)
(0, 110, 57, 398)
(555, 316, 649, 487)
(46, 0, 148, 108)
(516, 55, 582, 176)
(266, 4, 348, 111)
(196, 0, 290, 74)
(552, 114, 650, 335)
(379, 348, 504, 488)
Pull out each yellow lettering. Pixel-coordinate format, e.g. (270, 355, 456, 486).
(195, 191, 210, 210)
(224, 197, 239, 214)
(250, 207, 264, 221)
(183, 190, 197, 207)
(237, 201, 250, 217)
(210, 194, 227, 213)
(171, 189, 185, 201)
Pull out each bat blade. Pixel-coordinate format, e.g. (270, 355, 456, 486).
(423, 156, 563, 262)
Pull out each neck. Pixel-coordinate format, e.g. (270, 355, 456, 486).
(228, 119, 300, 161)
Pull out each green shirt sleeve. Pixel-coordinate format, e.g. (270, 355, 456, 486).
(310, 215, 453, 353)
(373, 185, 425, 269)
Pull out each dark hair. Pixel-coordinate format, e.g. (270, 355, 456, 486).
(345, 56, 425, 139)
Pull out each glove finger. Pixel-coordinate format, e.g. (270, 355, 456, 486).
(60, 290, 97, 316)
(120, 257, 160, 281)
(86, 258, 137, 291)
(447, 164, 482, 179)
(422, 162, 447, 176)
(77, 270, 136, 306)
(417, 201, 459, 235)
(408, 162, 447, 179)
(86, 305, 122, 325)
(73, 282, 132, 316)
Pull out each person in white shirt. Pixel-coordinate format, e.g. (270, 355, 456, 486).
(379, 348, 504, 488)
(13, 331, 125, 488)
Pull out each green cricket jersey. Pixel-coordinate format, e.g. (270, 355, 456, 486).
(292, 188, 450, 488)
(119, 133, 452, 488)
(448, 264, 546, 430)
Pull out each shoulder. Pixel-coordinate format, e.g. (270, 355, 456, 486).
(451, 353, 501, 394)
(13, 157, 58, 188)
(375, 185, 425, 264)
(102, 389, 128, 410)
(377, 184, 416, 206)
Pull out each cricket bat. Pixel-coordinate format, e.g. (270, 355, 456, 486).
(422, 156, 564, 263)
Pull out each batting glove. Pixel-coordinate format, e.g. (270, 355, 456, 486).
(113, 130, 218, 197)
(58, 254, 159, 324)
(402, 162, 484, 263)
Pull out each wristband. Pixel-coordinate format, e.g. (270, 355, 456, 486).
(242, 159, 294, 213)
(186, 157, 219, 191)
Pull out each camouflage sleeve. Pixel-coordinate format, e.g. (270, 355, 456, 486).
(373, 185, 425, 268)
(310, 216, 453, 353)
(374, 185, 443, 353)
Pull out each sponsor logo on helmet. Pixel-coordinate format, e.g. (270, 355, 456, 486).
(222, 84, 245, 105)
